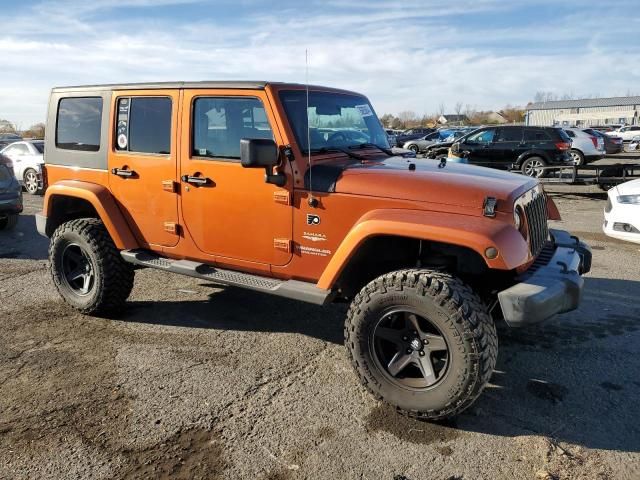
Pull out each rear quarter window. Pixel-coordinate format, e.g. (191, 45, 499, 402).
(56, 97, 103, 152)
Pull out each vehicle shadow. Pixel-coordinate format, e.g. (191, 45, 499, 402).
(0, 214, 49, 260)
(124, 284, 346, 345)
(120, 276, 639, 452)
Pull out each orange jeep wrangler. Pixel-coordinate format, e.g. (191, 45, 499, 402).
(37, 81, 591, 419)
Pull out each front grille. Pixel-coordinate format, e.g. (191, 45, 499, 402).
(523, 191, 550, 257)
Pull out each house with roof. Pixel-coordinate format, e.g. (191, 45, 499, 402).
(525, 96, 640, 127)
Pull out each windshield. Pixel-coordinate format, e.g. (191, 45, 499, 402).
(279, 90, 389, 153)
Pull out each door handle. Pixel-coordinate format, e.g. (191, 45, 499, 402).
(181, 174, 211, 186)
(111, 167, 136, 178)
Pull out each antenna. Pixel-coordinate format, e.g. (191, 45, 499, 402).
(306, 49, 317, 207)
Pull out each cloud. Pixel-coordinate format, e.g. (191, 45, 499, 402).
(1, 0, 639, 126)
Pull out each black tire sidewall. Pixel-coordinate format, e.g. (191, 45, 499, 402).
(570, 149, 584, 166)
(50, 228, 104, 310)
(23, 168, 40, 195)
(349, 284, 481, 413)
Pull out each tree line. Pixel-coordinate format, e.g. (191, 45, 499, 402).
(0, 119, 45, 138)
(379, 103, 525, 130)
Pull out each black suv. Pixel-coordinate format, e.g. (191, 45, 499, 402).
(395, 127, 435, 146)
(450, 126, 573, 177)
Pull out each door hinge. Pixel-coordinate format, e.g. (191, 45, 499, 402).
(162, 180, 178, 192)
(164, 222, 179, 235)
(273, 190, 291, 205)
(274, 238, 292, 253)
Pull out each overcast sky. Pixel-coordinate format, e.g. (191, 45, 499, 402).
(2, 0, 640, 127)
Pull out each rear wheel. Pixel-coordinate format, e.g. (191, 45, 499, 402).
(0, 214, 18, 231)
(521, 156, 547, 178)
(344, 269, 498, 420)
(49, 218, 134, 315)
(23, 168, 41, 195)
(408, 144, 419, 154)
(569, 149, 584, 166)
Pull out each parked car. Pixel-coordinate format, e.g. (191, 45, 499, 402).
(562, 127, 605, 165)
(583, 128, 623, 154)
(0, 153, 23, 230)
(0, 140, 45, 194)
(395, 127, 435, 147)
(0, 133, 23, 149)
(624, 135, 640, 152)
(608, 125, 640, 142)
(403, 129, 454, 154)
(604, 178, 640, 244)
(449, 125, 573, 177)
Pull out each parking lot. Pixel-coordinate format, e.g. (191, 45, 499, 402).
(1, 177, 639, 479)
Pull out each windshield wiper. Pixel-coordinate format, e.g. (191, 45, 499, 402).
(309, 147, 365, 160)
(348, 143, 394, 156)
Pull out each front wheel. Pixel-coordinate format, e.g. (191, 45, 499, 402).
(344, 269, 498, 420)
(23, 168, 42, 195)
(49, 218, 135, 315)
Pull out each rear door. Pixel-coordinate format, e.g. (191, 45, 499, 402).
(493, 126, 523, 169)
(108, 90, 180, 248)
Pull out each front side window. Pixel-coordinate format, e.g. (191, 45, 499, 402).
(56, 97, 103, 151)
(279, 90, 389, 153)
(192, 97, 273, 160)
(465, 129, 495, 144)
(116, 97, 172, 154)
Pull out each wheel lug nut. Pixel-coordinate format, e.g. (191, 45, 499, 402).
(406, 348, 412, 354)
(419, 351, 425, 356)
(422, 339, 429, 345)
(402, 336, 408, 341)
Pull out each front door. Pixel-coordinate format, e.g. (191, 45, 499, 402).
(179, 90, 292, 267)
(462, 128, 496, 166)
(108, 90, 180, 248)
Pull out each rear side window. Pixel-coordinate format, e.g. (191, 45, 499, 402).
(56, 97, 103, 151)
(192, 97, 273, 160)
(115, 97, 172, 154)
(496, 127, 522, 142)
(33, 143, 45, 153)
(523, 129, 552, 141)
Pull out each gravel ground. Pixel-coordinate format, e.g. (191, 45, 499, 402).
(1, 175, 639, 479)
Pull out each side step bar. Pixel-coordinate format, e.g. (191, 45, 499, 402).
(120, 249, 333, 306)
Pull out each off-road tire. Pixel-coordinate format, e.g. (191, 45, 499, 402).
(49, 218, 134, 315)
(0, 214, 19, 231)
(344, 269, 498, 420)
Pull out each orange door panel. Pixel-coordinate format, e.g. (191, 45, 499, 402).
(108, 90, 180, 248)
(179, 89, 292, 266)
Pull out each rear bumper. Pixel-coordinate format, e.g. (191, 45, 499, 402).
(498, 229, 591, 327)
(585, 153, 605, 163)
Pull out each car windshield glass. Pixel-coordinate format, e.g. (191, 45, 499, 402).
(279, 90, 389, 153)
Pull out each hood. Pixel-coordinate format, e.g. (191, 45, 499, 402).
(333, 156, 537, 211)
(615, 178, 640, 196)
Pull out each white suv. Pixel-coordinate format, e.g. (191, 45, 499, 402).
(562, 127, 605, 166)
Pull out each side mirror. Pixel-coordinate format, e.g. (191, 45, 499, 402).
(240, 138, 286, 187)
(240, 138, 278, 168)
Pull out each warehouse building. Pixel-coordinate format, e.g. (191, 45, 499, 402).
(525, 96, 640, 127)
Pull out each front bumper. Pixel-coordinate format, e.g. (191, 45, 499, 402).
(498, 229, 591, 327)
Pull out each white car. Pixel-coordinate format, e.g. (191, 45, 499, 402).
(603, 178, 640, 244)
(562, 127, 605, 165)
(607, 125, 640, 142)
(0, 140, 44, 194)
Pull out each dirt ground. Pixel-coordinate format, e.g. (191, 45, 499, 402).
(1, 178, 639, 479)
